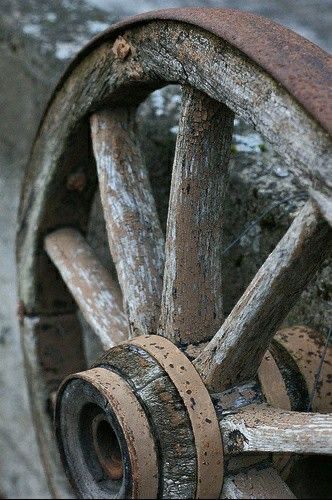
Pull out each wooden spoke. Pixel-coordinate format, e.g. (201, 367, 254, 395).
(160, 86, 234, 346)
(90, 108, 165, 337)
(222, 467, 295, 499)
(220, 403, 332, 455)
(44, 228, 128, 349)
(194, 200, 332, 391)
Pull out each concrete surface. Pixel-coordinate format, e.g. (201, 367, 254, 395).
(0, 0, 331, 498)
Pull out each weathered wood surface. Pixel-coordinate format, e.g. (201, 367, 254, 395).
(220, 403, 332, 455)
(44, 228, 128, 349)
(222, 466, 295, 499)
(258, 351, 291, 410)
(275, 326, 332, 413)
(212, 381, 264, 419)
(15, 19, 332, 498)
(129, 335, 223, 499)
(56, 367, 159, 499)
(160, 86, 234, 346)
(91, 108, 165, 337)
(97, 343, 197, 499)
(18, 21, 331, 315)
(194, 201, 332, 391)
(21, 315, 84, 499)
(136, 23, 331, 220)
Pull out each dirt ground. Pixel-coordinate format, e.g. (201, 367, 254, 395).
(0, 0, 331, 498)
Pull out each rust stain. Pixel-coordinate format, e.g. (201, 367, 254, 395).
(130, 334, 224, 499)
(55, 367, 159, 498)
(42, 8, 331, 137)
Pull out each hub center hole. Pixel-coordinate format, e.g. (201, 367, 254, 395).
(92, 415, 123, 481)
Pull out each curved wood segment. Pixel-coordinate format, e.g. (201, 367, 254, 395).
(18, 21, 332, 317)
(22, 315, 83, 499)
(222, 467, 295, 499)
(160, 86, 234, 346)
(45, 228, 128, 349)
(90, 108, 165, 337)
(47, 9, 332, 137)
(275, 326, 332, 413)
(129, 335, 224, 499)
(220, 403, 332, 455)
(195, 200, 332, 391)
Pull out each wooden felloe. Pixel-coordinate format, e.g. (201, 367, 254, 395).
(16, 7, 332, 499)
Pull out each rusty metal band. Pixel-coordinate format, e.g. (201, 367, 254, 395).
(275, 326, 332, 413)
(258, 350, 291, 410)
(129, 335, 223, 500)
(67, 368, 159, 499)
(42, 8, 331, 136)
(258, 350, 292, 477)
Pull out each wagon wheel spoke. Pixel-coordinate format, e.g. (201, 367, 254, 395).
(220, 403, 332, 455)
(45, 228, 128, 349)
(90, 108, 165, 337)
(222, 466, 295, 499)
(194, 200, 332, 391)
(160, 86, 234, 347)
(17, 8, 332, 498)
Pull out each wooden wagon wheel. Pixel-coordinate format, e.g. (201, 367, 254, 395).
(16, 8, 332, 499)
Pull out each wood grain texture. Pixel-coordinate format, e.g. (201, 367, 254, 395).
(194, 200, 332, 391)
(220, 403, 332, 455)
(91, 108, 165, 337)
(18, 21, 331, 315)
(96, 343, 197, 499)
(222, 466, 295, 499)
(45, 228, 128, 349)
(21, 315, 84, 499)
(129, 335, 224, 500)
(160, 86, 234, 346)
(136, 23, 331, 214)
(275, 326, 332, 413)
(15, 20, 331, 498)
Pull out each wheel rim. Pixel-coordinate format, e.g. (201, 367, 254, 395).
(17, 9, 332, 499)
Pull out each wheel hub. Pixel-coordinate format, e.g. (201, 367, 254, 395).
(55, 335, 223, 499)
(55, 328, 332, 499)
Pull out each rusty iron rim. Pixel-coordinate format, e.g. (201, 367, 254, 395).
(16, 8, 331, 498)
(55, 367, 159, 499)
(39, 8, 331, 138)
(129, 335, 224, 499)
